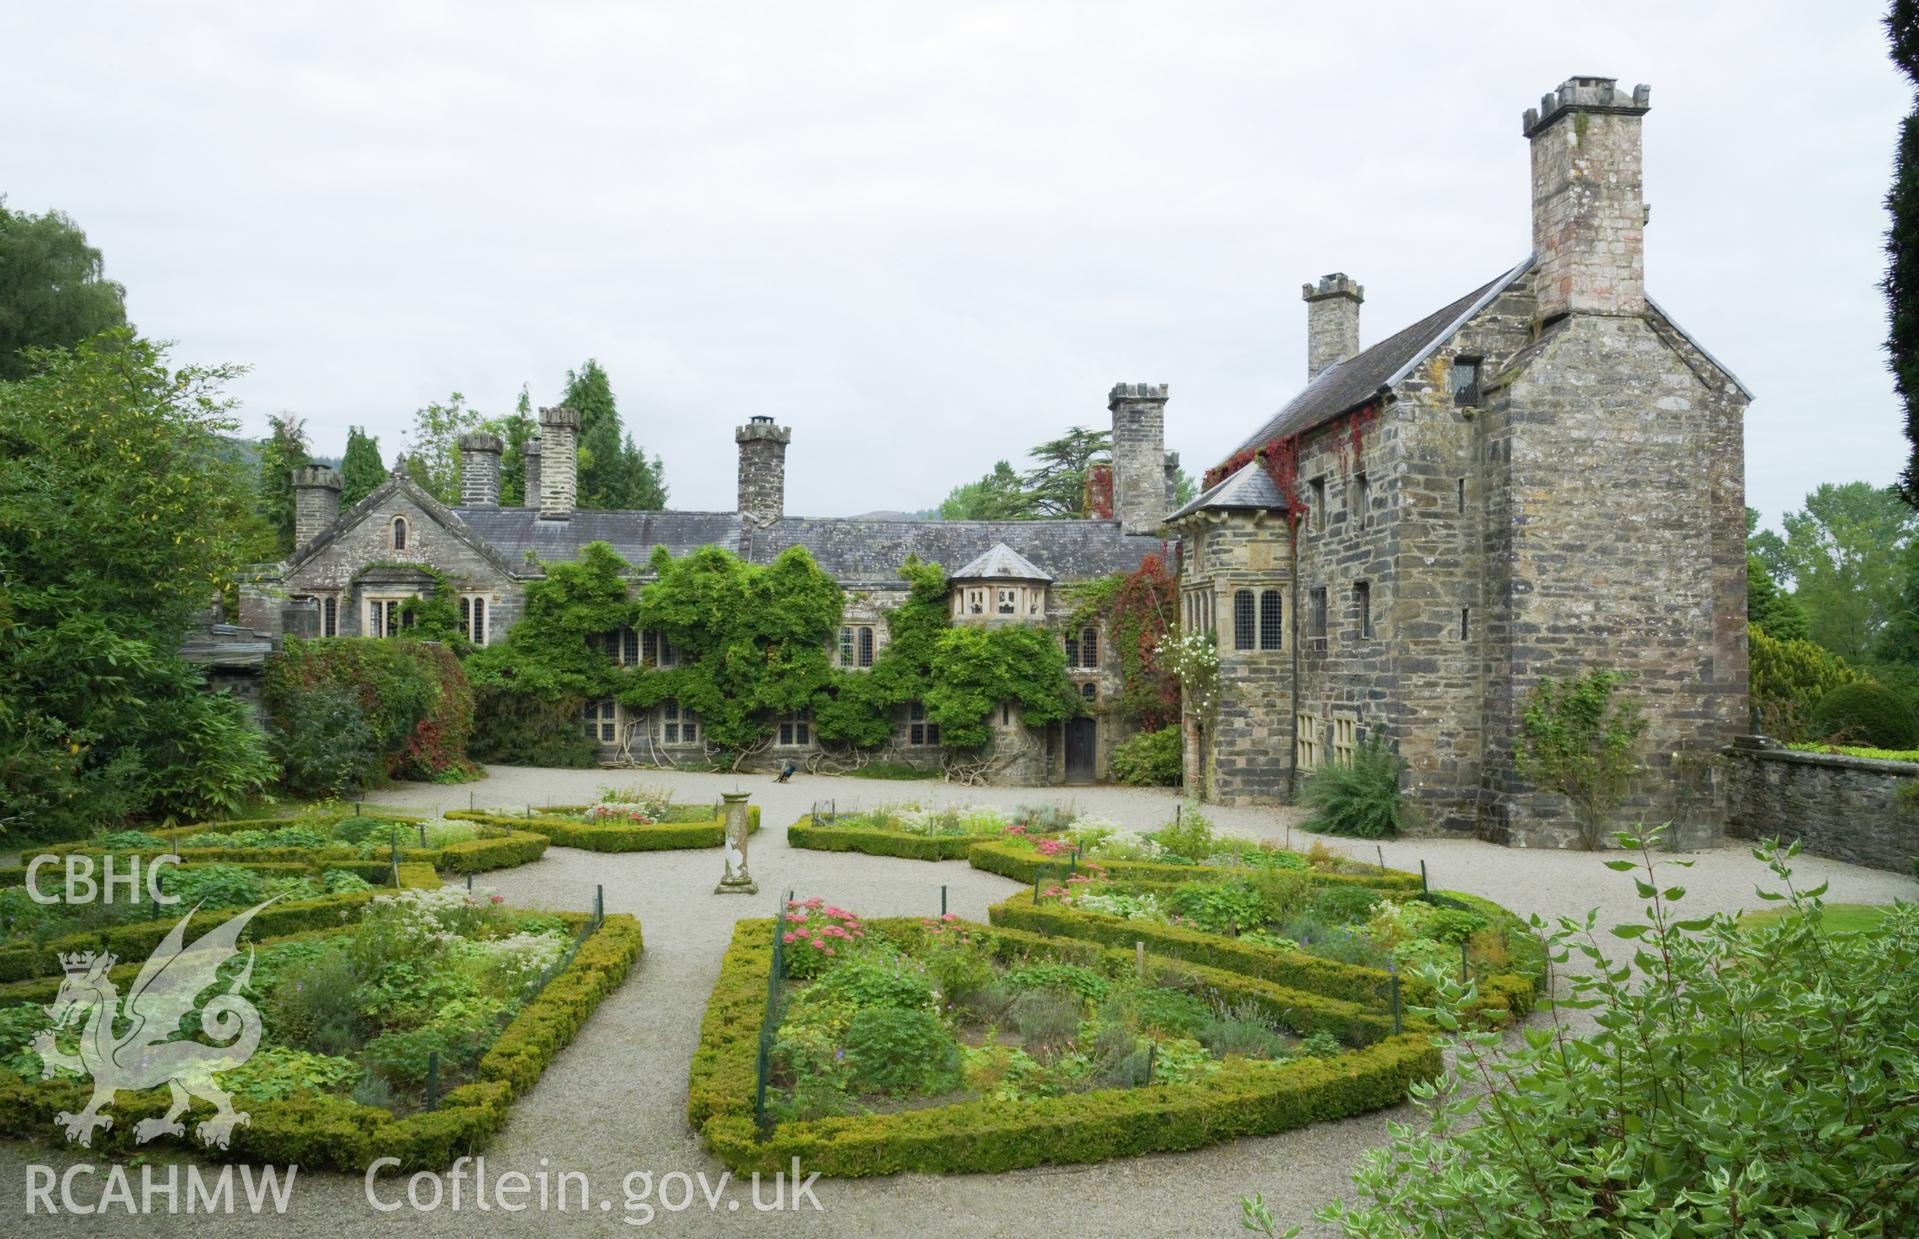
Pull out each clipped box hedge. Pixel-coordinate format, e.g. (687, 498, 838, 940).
(0, 862, 442, 984)
(688, 916, 1440, 1177)
(0, 910, 643, 1172)
(447, 805, 761, 852)
(964, 838, 1424, 892)
(20, 815, 549, 878)
(783, 818, 1002, 861)
(989, 887, 1544, 1023)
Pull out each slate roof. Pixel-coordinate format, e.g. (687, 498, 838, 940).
(749, 518, 1163, 586)
(1225, 258, 1533, 463)
(444, 508, 1158, 585)
(950, 543, 1054, 582)
(451, 508, 745, 569)
(1165, 463, 1287, 523)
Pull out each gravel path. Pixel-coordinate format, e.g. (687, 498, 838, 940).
(2, 765, 1912, 1238)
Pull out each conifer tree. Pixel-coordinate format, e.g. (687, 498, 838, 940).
(257, 413, 310, 556)
(560, 359, 667, 509)
(1886, 1, 1919, 505)
(340, 425, 384, 506)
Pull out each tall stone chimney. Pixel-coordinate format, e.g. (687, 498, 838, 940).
(522, 437, 541, 510)
(458, 431, 502, 507)
(1302, 273, 1363, 381)
(1524, 76, 1651, 324)
(735, 416, 792, 523)
(292, 466, 342, 549)
(538, 406, 579, 521)
(1108, 383, 1169, 535)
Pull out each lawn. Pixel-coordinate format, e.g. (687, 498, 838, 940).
(1737, 902, 1898, 936)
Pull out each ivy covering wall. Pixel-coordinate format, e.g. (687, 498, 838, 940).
(461, 541, 1080, 761)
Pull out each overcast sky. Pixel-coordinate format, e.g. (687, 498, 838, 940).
(3, 2, 1906, 527)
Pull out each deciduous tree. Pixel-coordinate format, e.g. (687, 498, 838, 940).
(0, 200, 127, 380)
(0, 331, 274, 839)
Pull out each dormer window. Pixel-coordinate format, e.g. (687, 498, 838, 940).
(391, 516, 409, 551)
(1450, 356, 1482, 406)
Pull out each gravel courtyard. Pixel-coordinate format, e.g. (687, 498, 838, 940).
(3, 765, 1913, 1238)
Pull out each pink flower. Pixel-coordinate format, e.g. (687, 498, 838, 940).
(810, 938, 828, 950)
(782, 932, 798, 943)
(941, 913, 959, 922)
(1004, 824, 1028, 836)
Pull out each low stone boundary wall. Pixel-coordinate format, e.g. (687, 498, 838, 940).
(1726, 742, 1918, 874)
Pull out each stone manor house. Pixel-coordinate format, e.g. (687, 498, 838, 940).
(239, 75, 1749, 845)
(241, 396, 1175, 785)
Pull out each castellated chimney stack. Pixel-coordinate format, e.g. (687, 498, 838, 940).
(735, 416, 792, 524)
(522, 437, 542, 510)
(458, 431, 503, 507)
(1302, 274, 1363, 381)
(291, 466, 342, 550)
(1108, 383, 1170, 535)
(1524, 76, 1651, 324)
(537, 406, 579, 521)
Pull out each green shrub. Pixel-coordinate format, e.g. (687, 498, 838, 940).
(1199, 1000, 1290, 1059)
(468, 689, 597, 768)
(811, 957, 935, 1012)
(1110, 725, 1181, 786)
(1114, 986, 1212, 1037)
(1170, 880, 1270, 935)
(843, 1008, 962, 1095)
(159, 863, 263, 908)
(1153, 804, 1217, 860)
(1300, 737, 1404, 839)
(1309, 885, 1384, 925)
(1808, 680, 1919, 749)
(1005, 988, 1084, 1054)
(1003, 962, 1109, 1001)
(1266, 839, 1919, 1238)
(1749, 623, 1869, 741)
(272, 681, 381, 799)
(264, 638, 474, 791)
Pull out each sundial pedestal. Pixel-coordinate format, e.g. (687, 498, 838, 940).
(714, 791, 758, 895)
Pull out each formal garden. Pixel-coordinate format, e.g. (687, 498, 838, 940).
(0, 316, 1913, 1231)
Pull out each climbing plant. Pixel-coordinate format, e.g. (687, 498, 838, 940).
(347, 562, 470, 653)
(465, 543, 1091, 760)
(464, 541, 640, 702)
(925, 624, 1078, 750)
(813, 557, 948, 749)
(1068, 553, 1179, 729)
(625, 544, 842, 751)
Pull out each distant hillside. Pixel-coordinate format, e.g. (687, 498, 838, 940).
(849, 508, 938, 521)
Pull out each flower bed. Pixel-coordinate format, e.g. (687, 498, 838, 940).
(0, 861, 442, 984)
(968, 805, 1423, 892)
(17, 809, 550, 877)
(990, 878, 1544, 1024)
(0, 888, 642, 1171)
(688, 910, 1439, 1176)
(447, 804, 761, 853)
(784, 802, 1071, 862)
